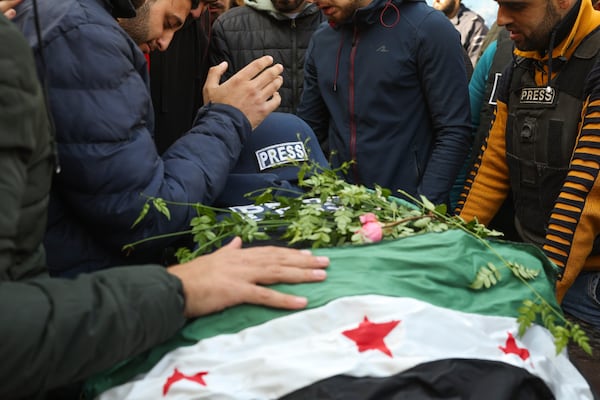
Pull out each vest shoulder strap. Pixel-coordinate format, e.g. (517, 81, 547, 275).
(574, 26, 600, 59)
(509, 28, 600, 100)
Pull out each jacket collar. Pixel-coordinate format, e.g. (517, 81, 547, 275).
(244, 0, 320, 20)
(449, 3, 467, 27)
(515, 0, 600, 62)
(329, 0, 422, 28)
(105, 0, 137, 18)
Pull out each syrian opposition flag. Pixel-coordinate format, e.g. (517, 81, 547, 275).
(88, 231, 594, 400)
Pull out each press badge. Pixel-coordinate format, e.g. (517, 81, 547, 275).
(255, 141, 308, 171)
(519, 87, 556, 105)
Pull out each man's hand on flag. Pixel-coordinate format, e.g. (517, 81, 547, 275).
(168, 237, 329, 318)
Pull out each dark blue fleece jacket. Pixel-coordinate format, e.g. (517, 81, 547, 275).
(297, 0, 472, 205)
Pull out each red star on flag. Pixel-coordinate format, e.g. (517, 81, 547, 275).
(499, 332, 530, 361)
(342, 316, 401, 357)
(163, 368, 208, 396)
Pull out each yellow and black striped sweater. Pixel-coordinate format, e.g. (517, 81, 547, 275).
(457, 0, 600, 302)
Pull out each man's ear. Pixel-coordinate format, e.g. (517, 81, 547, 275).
(557, 0, 575, 11)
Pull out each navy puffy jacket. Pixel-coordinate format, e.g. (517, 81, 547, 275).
(15, 0, 252, 275)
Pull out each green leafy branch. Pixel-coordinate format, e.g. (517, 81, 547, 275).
(130, 197, 171, 228)
(517, 299, 591, 355)
(400, 191, 592, 356)
(125, 161, 591, 355)
(125, 161, 499, 260)
(469, 261, 539, 290)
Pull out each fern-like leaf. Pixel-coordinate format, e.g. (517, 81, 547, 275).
(469, 263, 501, 290)
(516, 299, 537, 337)
(570, 323, 593, 356)
(131, 202, 150, 228)
(152, 198, 171, 220)
(507, 261, 539, 280)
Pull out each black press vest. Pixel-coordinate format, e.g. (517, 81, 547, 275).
(505, 29, 600, 246)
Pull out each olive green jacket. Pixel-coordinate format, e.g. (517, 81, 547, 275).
(0, 15, 186, 399)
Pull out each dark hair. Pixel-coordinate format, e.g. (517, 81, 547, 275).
(135, 0, 200, 9)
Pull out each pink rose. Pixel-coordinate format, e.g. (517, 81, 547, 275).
(359, 213, 378, 224)
(357, 213, 383, 242)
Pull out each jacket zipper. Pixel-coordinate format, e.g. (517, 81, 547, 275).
(291, 18, 298, 112)
(349, 26, 360, 183)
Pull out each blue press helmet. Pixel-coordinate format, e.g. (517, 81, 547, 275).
(214, 112, 329, 207)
